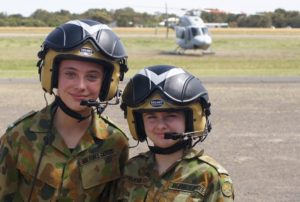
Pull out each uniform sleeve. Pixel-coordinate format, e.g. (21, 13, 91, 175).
(204, 173, 234, 202)
(0, 133, 19, 200)
(115, 148, 130, 202)
(119, 139, 129, 174)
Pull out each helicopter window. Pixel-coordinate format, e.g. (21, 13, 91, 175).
(202, 27, 209, 35)
(181, 32, 185, 39)
(191, 27, 201, 36)
(178, 30, 185, 39)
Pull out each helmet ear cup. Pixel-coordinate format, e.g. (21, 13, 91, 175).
(134, 112, 147, 141)
(40, 49, 57, 94)
(37, 46, 48, 85)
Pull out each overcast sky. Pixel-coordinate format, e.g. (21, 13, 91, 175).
(1, 0, 299, 16)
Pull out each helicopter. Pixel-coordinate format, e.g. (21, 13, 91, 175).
(172, 14, 213, 54)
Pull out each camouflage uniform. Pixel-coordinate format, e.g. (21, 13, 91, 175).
(0, 103, 129, 202)
(117, 149, 234, 202)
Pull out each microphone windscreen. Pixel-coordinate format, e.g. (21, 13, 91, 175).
(164, 132, 180, 140)
(80, 100, 88, 106)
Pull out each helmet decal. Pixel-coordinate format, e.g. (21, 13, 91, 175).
(138, 67, 185, 85)
(79, 47, 94, 56)
(150, 99, 164, 107)
(66, 20, 111, 35)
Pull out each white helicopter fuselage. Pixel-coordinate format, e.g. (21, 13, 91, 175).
(174, 15, 212, 51)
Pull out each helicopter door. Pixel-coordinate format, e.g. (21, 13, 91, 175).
(175, 27, 185, 39)
(185, 27, 192, 42)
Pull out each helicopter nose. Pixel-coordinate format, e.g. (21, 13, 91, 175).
(193, 36, 212, 49)
(205, 36, 212, 44)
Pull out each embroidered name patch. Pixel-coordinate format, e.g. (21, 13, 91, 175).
(126, 175, 149, 185)
(78, 149, 114, 166)
(169, 182, 206, 196)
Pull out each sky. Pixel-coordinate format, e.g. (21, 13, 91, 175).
(1, 0, 299, 17)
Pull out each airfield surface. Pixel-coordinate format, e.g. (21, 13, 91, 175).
(0, 77, 299, 202)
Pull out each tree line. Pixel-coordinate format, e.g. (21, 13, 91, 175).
(0, 7, 299, 28)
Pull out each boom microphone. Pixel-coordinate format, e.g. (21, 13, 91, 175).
(164, 132, 182, 140)
(80, 99, 99, 107)
(79, 90, 122, 115)
(164, 131, 204, 140)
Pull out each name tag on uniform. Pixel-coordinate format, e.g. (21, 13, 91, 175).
(78, 149, 114, 166)
(125, 175, 149, 185)
(169, 182, 206, 196)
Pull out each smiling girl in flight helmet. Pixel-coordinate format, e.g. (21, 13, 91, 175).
(118, 65, 234, 201)
(0, 19, 128, 201)
(38, 19, 128, 118)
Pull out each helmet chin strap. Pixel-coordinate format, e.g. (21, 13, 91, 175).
(147, 139, 192, 155)
(55, 96, 91, 122)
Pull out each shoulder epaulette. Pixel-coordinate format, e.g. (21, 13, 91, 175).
(137, 151, 150, 158)
(129, 151, 150, 162)
(6, 110, 36, 132)
(199, 155, 229, 175)
(100, 115, 127, 138)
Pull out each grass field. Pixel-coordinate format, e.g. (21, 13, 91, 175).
(0, 27, 299, 78)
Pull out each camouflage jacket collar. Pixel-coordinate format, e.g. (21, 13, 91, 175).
(182, 148, 204, 160)
(142, 148, 204, 162)
(29, 104, 55, 133)
(29, 104, 110, 156)
(142, 149, 204, 178)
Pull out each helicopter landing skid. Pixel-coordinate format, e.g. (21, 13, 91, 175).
(202, 50, 215, 55)
(172, 47, 215, 56)
(173, 47, 186, 55)
(173, 46, 185, 55)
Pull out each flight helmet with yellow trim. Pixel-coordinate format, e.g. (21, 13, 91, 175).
(121, 65, 211, 142)
(37, 19, 128, 101)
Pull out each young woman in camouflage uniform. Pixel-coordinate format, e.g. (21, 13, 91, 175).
(118, 65, 234, 201)
(0, 19, 129, 201)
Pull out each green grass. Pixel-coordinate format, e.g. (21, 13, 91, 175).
(0, 29, 299, 78)
(0, 36, 43, 78)
(123, 35, 300, 77)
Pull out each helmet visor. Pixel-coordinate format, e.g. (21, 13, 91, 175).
(44, 19, 127, 59)
(122, 66, 208, 107)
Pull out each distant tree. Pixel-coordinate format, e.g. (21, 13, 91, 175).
(9, 14, 23, 18)
(201, 12, 228, 23)
(52, 10, 73, 26)
(30, 9, 54, 26)
(271, 9, 288, 27)
(132, 12, 159, 27)
(81, 9, 112, 23)
(285, 10, 300, 27)
(288, 15, 300, 27)
(0, 12, 6, 18)
(0, 19, 9, 26)
(237, 14, 272, 27)
(31, 9, 50, 20)
(18, 18, 47, 26)
(0, 7, 299, 28)
(227, 13, 245, 27)
(113, 7, 136, 27)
